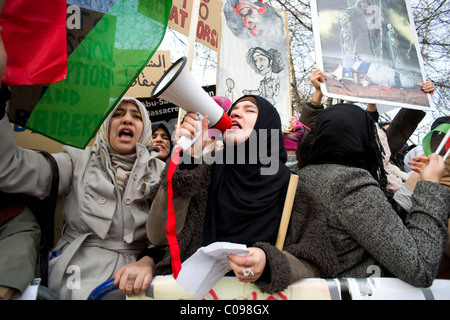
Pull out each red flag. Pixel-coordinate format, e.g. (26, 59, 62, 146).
(0, 1, 67, 86)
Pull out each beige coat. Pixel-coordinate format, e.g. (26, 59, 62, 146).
(0, 116, 165, 299)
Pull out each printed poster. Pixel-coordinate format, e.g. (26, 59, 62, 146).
(311, 0, 432, 111)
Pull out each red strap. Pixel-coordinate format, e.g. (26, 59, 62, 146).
(166, 146, 183, 278)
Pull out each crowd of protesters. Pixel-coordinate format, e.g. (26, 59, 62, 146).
(0, 28, 449, 300)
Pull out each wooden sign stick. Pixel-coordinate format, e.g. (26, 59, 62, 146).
(275, 174, 299, 250)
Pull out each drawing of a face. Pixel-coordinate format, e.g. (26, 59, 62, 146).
(226, 78, 235, 90)
(232, 1, 267, 36)
(253, 51, 272, 76)
(240, 8, 261, 35)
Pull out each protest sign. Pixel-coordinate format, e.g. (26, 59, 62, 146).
(125, 50, 171, 98)
(66, 0, 222, 52)
(169, 0, 222, 52)
(311, 0, 432, 110)
(217, 0, 292, 129)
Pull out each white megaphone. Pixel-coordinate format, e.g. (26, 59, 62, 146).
(151, 57, 232, 135)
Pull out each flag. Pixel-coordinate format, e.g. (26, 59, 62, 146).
(25, 0, 172, 148)
(422, 123, 450, 156)
(0, 0, 67, 85)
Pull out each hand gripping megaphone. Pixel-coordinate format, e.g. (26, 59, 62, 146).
(151, 57, 232, 135)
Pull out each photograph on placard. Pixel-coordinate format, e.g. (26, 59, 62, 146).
(311, 0, 432, 110)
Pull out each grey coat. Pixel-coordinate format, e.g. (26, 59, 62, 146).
(299, 164, 450, 287)
(0, 207, 40, 298)
(0, 115, 165, 299)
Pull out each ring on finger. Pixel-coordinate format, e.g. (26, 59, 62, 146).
(126, 274, 137, 284)
(243, 268, 254, 277)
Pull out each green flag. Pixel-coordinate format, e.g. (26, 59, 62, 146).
(25, 0, 172, 148)
(422, 123, 450, 156)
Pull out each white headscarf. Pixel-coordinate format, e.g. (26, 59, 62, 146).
(95, 97, 153, 195)
(97, 97, 153, 151)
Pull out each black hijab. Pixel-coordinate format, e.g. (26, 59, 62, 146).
(306, 103, 387, 190)
(203, 95, 291, 247)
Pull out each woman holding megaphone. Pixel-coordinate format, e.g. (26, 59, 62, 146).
(138, 95, 339, 296)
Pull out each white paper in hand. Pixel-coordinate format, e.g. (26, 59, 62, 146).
(175, 242, 249, 299)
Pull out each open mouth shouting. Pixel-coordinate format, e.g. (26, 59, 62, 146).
(223, 97, 258, 146)
(108, 101, 144, 155)
(118, 128, 134, 142)
(230, 121, 242, 130)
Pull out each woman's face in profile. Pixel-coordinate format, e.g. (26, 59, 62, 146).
(224, 97, 258, 146)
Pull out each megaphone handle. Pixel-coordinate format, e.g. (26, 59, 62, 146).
(175, 113, 204, 152)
